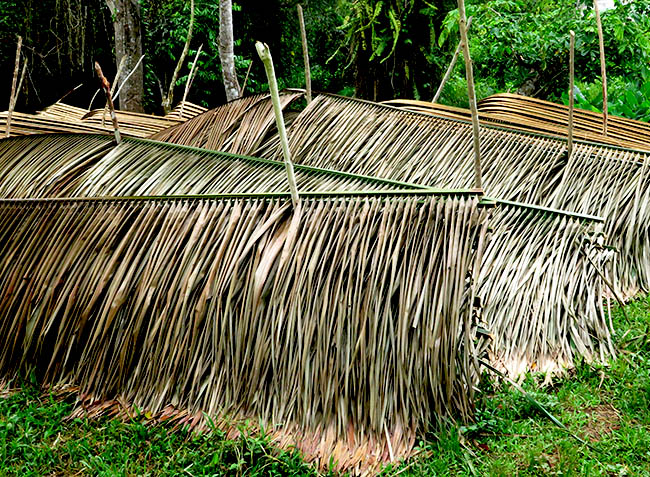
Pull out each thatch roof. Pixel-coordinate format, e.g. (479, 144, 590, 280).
(150, 90, 304, 154)
(244, 93, 650, 299)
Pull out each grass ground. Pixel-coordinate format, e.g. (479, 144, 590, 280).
(1, 297, 649, 476)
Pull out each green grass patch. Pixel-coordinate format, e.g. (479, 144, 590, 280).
(2, 297, 650, 476)
(383, 295, 650, 477)
(0, 383, 321, 476)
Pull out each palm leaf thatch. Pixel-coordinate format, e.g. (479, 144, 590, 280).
(165, 101, 208, 120)
(247, 94, 650, 298)
(35, 102, 88, 121)
(0, 100, 206, 138)
(0, 134, 419, 197)
(480, 201, 612, 376)
(0, 110, 110, 136)
(150, 90, 304, 154)
(384, 95, 650, 151)
(478, 93, 650, 151)
(0, 133, 612, 376)
(0, 192, 488, 472)
(79, 109, 186, 137)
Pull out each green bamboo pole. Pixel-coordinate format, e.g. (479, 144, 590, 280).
(457, 0, 482, 189)
(568, 30, 575, 158)
(255, 41, 300, 207)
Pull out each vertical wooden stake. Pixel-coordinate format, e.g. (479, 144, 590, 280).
(297, 5, 312, 103)
(95, 62, 122, 144)
(256, 41, 300, 207)
(568, 31, 575, 158)
(103, 55, 127, 127)
(594, 0, 608, 136)
(241, 60, 253, 95)
(181, 43, 203, 117)
(457, 0, 482, 189)
(6, 36, 22, 138)
(16, 58, 28, 103)
(433, 16, 472, 104)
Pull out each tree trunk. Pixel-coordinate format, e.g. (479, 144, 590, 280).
(218, 0, 241, 101)
(106, 0, 144, 112)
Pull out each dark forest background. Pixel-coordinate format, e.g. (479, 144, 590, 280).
(1, 1, 650, 121)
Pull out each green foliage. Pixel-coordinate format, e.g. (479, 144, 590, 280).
(562, 70, 650, 122)
(429, 0, 650, 120)
(337, 0, 458, 100)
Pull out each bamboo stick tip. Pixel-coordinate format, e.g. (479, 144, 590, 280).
(255, 41, 270, 59)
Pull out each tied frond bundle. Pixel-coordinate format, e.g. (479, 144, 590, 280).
(35, 102, 88, 122)
(384, 95, 650, 151)
(150, 90, 304, 154)
(79, 109, 183, 138)
(165, 101, 208, 121)
(0, 193, 489, 471)
(478, 93, 650, 152)
(252, 94, 650, 299)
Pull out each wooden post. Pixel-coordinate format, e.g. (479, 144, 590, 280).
(103, 56, 127, 127)
(433, 16, 472, 104)
(6, 36, 22, 138)
(297, 5, 312, 104)
(457, 0, 482, 189)
(594, 0, 608, 136)
(256, 41, 300, 207)
(95, 62, 122, 144)
(181, 43, 203, 117)
(568, 31, 575, 158)
(241, 60, 253, 95)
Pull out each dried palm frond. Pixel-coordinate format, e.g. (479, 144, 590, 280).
(478, 93, 650, 151)
(0, 133, 613, 375)
(482, 201, 612, 376)
(0, 100, 205, 138)
(253, 94, 650, 298)
(382, 95, 650, 150)
(165, 101, 208, 121)
(0, 110, 109, 136)
(35, 102, 88, 122)
(0, 134, 418, 198)
(0, 192, 488, 472)
(384, 97, 650, 151)
(150, 90, 304, 154)
(79, 108, 187, 137)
